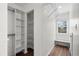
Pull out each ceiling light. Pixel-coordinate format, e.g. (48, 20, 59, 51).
(58, 6, 62, 9)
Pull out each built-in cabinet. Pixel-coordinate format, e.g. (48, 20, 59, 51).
(15, 9, 25, 54)
(8, 7, 26, 56)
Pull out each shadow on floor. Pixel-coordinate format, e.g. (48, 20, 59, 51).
(16, 48, 34, 56)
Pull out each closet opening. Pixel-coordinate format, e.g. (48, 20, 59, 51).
(27, 10, 34, 56)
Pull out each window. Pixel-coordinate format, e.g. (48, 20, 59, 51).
(57, 20, 67, 33)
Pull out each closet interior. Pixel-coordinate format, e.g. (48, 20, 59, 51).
(8, 6, 34, 56)
(27, 10, 34, 55)
(8, 6, 26, 56)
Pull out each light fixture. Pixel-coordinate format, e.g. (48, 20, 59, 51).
(58, 6, 62, 9)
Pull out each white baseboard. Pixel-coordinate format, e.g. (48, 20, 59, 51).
(46, 44, 54, 56)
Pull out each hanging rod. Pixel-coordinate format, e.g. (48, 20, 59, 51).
(8, 8, 15, 12)
(8, 34, 15, 37)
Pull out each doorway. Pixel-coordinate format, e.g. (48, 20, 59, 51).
(27, 10, 34, 56)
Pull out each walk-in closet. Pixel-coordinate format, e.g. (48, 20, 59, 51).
(8, 5, 34, 56)
(8, 6, 26, 56)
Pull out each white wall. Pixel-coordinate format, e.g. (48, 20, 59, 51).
(24, 4, 55, 56)
(0, 3, 8, 56)
(42, 4, 56, 55)
(70, 3, 79, 56)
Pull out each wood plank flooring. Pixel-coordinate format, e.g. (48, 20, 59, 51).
(16, 45, 70, 56)
(49, 45, 71, 56)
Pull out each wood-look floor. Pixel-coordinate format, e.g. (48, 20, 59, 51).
(49, 45, 71, 56)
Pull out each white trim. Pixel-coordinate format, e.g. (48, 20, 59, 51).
(46, 43, 55, 56)
(24, 12, 27, 55)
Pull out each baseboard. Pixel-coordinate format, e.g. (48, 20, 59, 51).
(47, 44, 54, 56)
(55, 41, 70, 48)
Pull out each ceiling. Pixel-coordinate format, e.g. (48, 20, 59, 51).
(15, 3, 72, 14)
(15, 3, 29, 6)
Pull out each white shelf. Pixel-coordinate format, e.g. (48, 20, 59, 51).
(16, 46, 24, 53)
(16, 39, 24, 42)
(15, 9, 25, 54)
